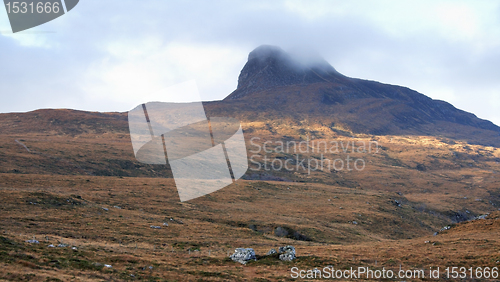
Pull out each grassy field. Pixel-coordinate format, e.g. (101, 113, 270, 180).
(0, 171, 499, 281)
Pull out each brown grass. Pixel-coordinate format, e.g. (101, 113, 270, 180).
(1, 110, 500, 280)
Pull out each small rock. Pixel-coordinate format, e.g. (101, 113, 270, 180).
(352, 221, 358, 225)
(169, 218, 184, 224)
(279, 245, 295, 254)
(440, 226, 451, 231)
(113, 206, 121, 209)
(150, 225, 161, 229)
(26, 240, 39, 244)
(48, 244, 55, 248)
(57, 243, 68, 248)
(266, 248, 277, 255)
(163, 222, 169, 226)
(102, 207, 109, 211)
(72, 247, 78, 250)
(476, 214, 488, 220)
(229, 248, 256, 264)
(104, 264, 112, 268)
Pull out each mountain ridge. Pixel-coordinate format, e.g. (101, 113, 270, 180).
(213, 45, 499, 146)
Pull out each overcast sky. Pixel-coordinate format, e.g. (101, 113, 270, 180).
(1, 0, 499, 126)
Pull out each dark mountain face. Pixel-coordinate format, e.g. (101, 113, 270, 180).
(216, 45, 499, 145)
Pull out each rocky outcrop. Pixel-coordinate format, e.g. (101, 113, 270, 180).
(229, 245, 296, 264)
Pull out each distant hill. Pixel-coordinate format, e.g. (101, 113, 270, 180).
(0, 109, 128, 135)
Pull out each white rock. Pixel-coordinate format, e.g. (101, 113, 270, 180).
(278, 245, 296, 261)
(230, 248, 256, 264)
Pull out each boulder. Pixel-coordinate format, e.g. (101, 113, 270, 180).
(278, 245, 296, 261)
(230, 248, 256, 264)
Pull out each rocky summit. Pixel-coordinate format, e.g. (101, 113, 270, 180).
(227, 45, 343, 99)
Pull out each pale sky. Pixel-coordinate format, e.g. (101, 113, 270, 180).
(1, 0, 499, 126)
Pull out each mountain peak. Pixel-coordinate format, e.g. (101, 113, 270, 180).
(226, 45, 341, 99)
(247, 45, 288, 62)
